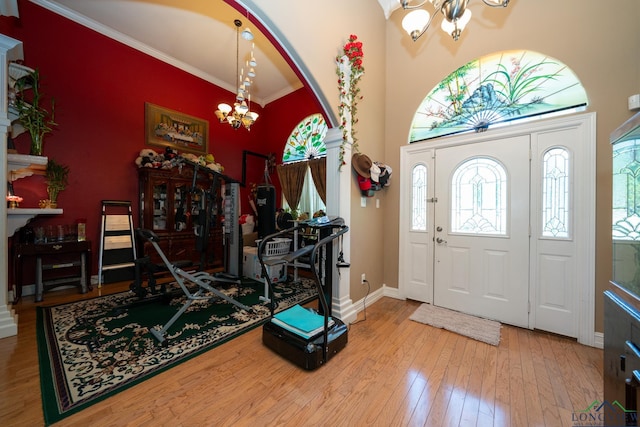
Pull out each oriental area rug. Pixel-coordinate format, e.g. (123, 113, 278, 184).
(37, 279, 318, 425)
(409, 303, 502, 346)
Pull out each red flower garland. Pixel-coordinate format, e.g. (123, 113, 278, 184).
(336, 34, 364, 169)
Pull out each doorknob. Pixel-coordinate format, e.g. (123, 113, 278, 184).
(436, 237, 447, 244)
(436, 226, 443, 232)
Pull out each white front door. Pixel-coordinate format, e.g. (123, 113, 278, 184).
(433, 135, 531, 328)
(398, 113, 596, 344)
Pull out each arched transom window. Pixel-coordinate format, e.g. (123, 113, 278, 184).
(282, 113, 328, 163)
(409, 50, 588, 142)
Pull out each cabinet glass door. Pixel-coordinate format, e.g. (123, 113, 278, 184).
(174, 183, 190, 232)
(152, 182, 168, 230)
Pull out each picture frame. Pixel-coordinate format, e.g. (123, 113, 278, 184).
(145, 103, 209, 155)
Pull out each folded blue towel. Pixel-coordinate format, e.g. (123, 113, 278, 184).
(273, 304, 332, 333)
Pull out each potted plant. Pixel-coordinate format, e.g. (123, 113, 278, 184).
(13, 68, 57, 156)
(44, 158, 69, 208)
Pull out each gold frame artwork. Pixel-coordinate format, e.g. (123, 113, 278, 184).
(145, 103, 208, 155)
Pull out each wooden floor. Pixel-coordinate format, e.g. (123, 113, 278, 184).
(0, 282, 603, 427)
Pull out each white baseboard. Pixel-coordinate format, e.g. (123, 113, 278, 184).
(593, 331, 604, 349)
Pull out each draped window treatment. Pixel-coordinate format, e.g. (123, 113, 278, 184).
(276, 161, 308, 211)
(308, 157, 326, 204)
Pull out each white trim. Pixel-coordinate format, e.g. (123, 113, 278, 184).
(324, 128, 356, 324)
(593, 332, 604, 349)
(0, 34, 22, 338)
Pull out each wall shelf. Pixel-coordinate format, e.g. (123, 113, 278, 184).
(7, 153, 46, 180)
(7, 153, 61, 236)
(7, 207, 62, 236)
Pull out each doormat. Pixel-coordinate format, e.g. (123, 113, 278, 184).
(37, 279, 318, 425)
(409, 303, 501, 346)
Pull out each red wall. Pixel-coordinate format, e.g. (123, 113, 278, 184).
(1, 0, 320, 274)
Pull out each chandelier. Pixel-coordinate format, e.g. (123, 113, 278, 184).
(400, 0, 509, 42)
(215, 19, 259, 130)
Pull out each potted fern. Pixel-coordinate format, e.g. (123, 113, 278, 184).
(43, 159, 69, 208)
(13, 68, 57, 156)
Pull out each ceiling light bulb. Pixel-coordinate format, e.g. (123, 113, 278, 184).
(235, 101, 249, 115)
(249, 56, 257, 67)
(217, 103, 232, 114)
(241, 27, 254, 41)
(247, 68, 256, 78)
(402, 9, 430, 40)
(457, 9, 472, 30)
(482, 0, 509, 6)
(441, 9, 471, 40)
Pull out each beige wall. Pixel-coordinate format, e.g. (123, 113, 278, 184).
(251, 0, 640, 332)
(383, 0, 640, 333)
(249, 0, 389, 303)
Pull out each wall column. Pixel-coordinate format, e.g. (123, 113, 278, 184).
(0, 34, 23, 338)
(325, 128, 357, 323)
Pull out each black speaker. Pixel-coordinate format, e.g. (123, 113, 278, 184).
(256, 184, 276, 238)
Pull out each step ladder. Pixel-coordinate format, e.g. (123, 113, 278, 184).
(98, 200, 136, 287)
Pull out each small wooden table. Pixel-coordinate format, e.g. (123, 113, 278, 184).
(13, 240, 92, 302)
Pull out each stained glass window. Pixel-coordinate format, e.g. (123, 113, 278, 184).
(613, 139, 640, 241)
(409, 50, 588, 142)
(451, 157, 507, 235)
(542, 147, 570, 238)
(411, 164, 428, 231)
(282, 113, 328, 163)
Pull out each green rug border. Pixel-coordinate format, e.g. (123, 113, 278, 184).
(36, 283, 317, 425)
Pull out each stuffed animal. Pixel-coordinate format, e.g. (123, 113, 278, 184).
(181, 152, 200, 164)
(164, 146, 178, 160)
(205, 161, 224, 172)
(160, 147, 181, 169)
(201, 153, 224, 172)
(135, 148, 160, 168)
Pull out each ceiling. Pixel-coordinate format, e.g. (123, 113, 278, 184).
(31, 0, 393, 107)
(35, 0, 304, 107)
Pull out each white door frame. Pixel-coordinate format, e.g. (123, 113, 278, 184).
(398, 112, 596, 346)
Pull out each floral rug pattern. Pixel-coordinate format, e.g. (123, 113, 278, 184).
(37, 279, 317, 425)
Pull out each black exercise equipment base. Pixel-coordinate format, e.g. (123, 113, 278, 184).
(262, 318, 348, 371)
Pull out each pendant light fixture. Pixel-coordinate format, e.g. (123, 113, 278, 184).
(215, 19, 259, 130)
(400, 0, 509, 42)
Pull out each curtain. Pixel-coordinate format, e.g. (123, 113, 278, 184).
(308, 157, 326, 204)
(276, 161, 308, 211)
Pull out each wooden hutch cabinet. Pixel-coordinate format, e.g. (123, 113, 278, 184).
(138, 167, 223, 269)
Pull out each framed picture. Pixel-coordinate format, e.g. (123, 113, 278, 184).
(145, 103, 208, 155)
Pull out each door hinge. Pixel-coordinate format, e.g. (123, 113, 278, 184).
(427, 197, 438, 203)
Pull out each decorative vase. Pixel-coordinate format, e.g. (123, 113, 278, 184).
(47, 187, 59, 207)
(30, 133, 44, 156)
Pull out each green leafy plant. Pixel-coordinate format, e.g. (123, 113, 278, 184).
(45, 158, 69, 203)
(13, 68, 57, 155)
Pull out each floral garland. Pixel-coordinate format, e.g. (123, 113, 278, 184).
(336, 34, 364, 169)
